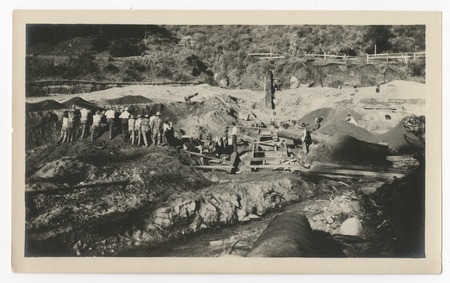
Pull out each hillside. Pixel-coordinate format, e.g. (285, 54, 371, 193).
(26, 25, 426, 95)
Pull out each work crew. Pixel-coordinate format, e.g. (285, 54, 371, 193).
(140, 114, 150, 147)
(230, 122, 238, 153)
(119, 107, 130, 140)
(128, 114, 136, 145)
(345, 113, 358, 126)
(104, 107, 116, 139)
(80, 107, 90, 139)
(91, 110, 103, 141)
(150, 111, 163, 146)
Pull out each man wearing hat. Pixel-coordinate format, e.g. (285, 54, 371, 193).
(150, 111, 163, 146)
(230, 122, 239, 153)
(80, 107, 91, 139)
(119, 107, 131, 139)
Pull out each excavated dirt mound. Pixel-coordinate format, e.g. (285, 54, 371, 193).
(306, 134, 389, 166)
(377, 117, 423, 153)
(100, 95, 153, 106)
(26, 100, 65, 112)
(62, 97, 103, 111)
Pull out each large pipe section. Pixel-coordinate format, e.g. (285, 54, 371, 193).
(246, 212, 315, 257)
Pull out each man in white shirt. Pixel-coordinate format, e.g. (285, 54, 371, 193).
(345, 113, 358, 126)
(80, 107, 90, 139)
(91, 111, 103, 141)
(119, 107, 130, 139)
(104, 107, 116, 139)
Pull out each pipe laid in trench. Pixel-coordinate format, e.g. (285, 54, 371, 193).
(246, 212, 315, 257)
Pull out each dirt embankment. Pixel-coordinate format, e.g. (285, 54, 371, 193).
(25, 139, 336, 256)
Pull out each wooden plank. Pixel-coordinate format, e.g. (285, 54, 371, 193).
(311, 161, 406, 173)
(192, 165, 234, 170)
(308, 167, 405, 178)
(181, 150, 230, 164)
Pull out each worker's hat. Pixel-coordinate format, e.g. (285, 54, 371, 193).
(144, 114, 149, 118)
(124, 107, 129, 111)
(156, 111, 162, 116)
(96, 110, 101, 114)
(137, 115, 142, 118)
(300, 123, 307, 127)
(130, 114, 135, 119)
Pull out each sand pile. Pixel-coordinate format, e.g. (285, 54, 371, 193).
(62, 97, 102, 111)
(377, 117, 423, 153)
(100, 95, 153, 106)
(306, 135, 389, 167)
(26, 100, 64, 112)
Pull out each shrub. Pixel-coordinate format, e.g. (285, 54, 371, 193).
(103, 63, 120, 74)
(110, 39, 145, 57)
(408, 60, 425, 77)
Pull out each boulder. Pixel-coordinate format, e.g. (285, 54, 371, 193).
(290, 76, 300, 89)
(340, 217, 363, 236)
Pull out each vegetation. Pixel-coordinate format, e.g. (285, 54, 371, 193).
(26, 24, 426, 88)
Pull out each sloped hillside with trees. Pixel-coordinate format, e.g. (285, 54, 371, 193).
(26, 24, 426, 93)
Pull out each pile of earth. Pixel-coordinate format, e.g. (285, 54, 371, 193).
(26, 100, 65, 112)
(61, 96, 103, 111)
(99, 95, 153, 106)
(306, 135, 389, 167)
(377, 118, 424, 154)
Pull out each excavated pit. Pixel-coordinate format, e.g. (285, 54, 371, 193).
(24, 83, 425, 257)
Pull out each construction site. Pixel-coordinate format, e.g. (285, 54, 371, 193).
(24, 24, 426, 258)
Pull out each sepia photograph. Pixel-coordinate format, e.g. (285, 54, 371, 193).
(11, 10, 442, 274)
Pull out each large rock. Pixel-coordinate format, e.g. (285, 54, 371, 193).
(290, 76, 300, 89)
(340, 217, 363, 236)
(199, 202, 219, 225)
(31, 156, 98, 182)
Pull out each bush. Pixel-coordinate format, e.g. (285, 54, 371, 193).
(63, 52, 99, 78)
(110, 39, 145, 57)
(408, 60, 425, 77)
(103, 63, 120, 74)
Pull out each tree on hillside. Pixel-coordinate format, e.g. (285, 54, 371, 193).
(364, 25, 393, 54)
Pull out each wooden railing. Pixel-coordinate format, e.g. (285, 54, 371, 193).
(248, 51, 426, 64)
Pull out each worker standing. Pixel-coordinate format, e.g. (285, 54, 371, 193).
(104, 107, 116, 139)
(135, 115, 142, 146)
(300, 123, 312, 155)
(313, 116, 323, 131)
(91, 110, 103, 141)
(140, 114, 150, 147)
(67, 110, 76, 142)
(163, 119, 174, 146)
(119, 107, 130, 140)
(128, 114, 136, 145)
(345, 113, 358, 126)
(230, 122, 238, 153)
(269, 111, 278, 129)
(58, 111, 69, 143)
(80, 107, 90, 139)
(150, 111, 163, 146)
